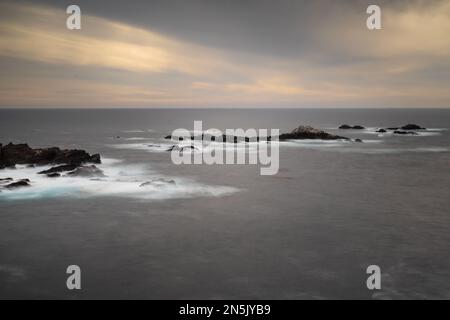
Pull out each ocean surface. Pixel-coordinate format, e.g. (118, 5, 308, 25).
(1, 108, 450, 299)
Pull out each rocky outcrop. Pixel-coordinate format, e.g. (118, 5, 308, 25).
(46, 173, 61, 178)
(279, 126, 349, 141)
(165, 126, 349, 143)
(339, 124, 365, 130)
(38, 164, 78, 175)
(0, 143, 100, 168)
(165, 134, 268, 143)
(4, 179, 31, 189)
(401, 124, 425, 130)
(369, 124, 428, 135)
(66, 165, 105, 178)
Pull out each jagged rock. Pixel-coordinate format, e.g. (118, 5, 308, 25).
(339, 125, 365, 130)
(401, 124, 425, 130)
(46, 173, 61, 178)
(67, 165, 105, 177)
(0, 143, 101, 167)
(279, 126, 349, 140)
(4, 179, 31, 189)
(38, 164, 78, 175)
(140, 178, 176, 187)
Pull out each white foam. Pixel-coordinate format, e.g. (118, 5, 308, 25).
(0, 158, 239, 201)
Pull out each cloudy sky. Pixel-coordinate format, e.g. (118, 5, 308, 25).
(0, 0, 449, 108)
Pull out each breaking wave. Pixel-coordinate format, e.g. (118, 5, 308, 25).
(0, 158, 239, 201)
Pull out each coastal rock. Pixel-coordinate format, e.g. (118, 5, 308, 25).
(393, 130, 418, 135)
(0, 143, 101, 167)
(354, 139, 363, 143)
(279, 126, 349, 140)
(4, 179, 31, 189)
(376, 129, 387, 133)
(165, 134, 267, 144)
(67, 165, 105, 178)
(401, 124, 425, 130)
(339, 125, 365, 130)
(46, 173, 61, 178)
(38, 164, 78, 175)
(140, 178, 176, 187)
(165, 126, 349, 142)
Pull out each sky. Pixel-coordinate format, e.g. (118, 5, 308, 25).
(0, 0, 449, 108)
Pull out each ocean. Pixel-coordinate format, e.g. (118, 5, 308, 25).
(1, 108, 450, 299)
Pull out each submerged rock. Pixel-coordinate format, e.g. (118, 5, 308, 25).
(279, 126, 349, 141)
(46, 173, 61, 178)
(4, 179, 31, 189)
(376, 129, 387, 133)
(140, 178, 176, 187)
(67, 165, 105, 178)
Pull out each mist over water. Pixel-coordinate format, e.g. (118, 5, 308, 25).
(1, 108, 450, 299)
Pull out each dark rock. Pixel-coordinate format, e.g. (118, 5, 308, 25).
(394, 130, 418, 135)
(0, 143, 101, 167)
(46, 173, 61, 178)
(376, 129, 387, 133)
(38, 164, 78, 175)
(401, 124, 425, 130)
(279, 126, 349, 140)
(4, 179, 31, 189)
(387, 127, 399, 130)
(165, 134, 263, 144)
(67, 165, 105, 177)
(355, 139, 363, 143)
(0, 177, 13, 184)
(339, 125, 365, 130)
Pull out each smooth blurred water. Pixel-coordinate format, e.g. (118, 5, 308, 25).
(1, 108, 450, 299)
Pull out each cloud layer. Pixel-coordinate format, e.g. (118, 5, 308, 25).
(0, 0, 449, 108)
